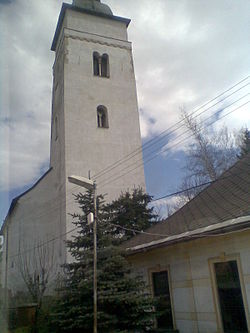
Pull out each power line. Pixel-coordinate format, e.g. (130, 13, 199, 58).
(97, 95, 249, 189)
(151, 180, 223, 202)
(6, 161, 250, 244)
(152, 165, 250, 204)
(5, 97, 249, 240)
(8, 76, 250, 210)
(7, 159, 250, 243)
(9, 226, 79, 260)
(93, 76, 249, 180)
(12, 202, 250, 261)
(9, 86, 249, 231)
(3, 94, 249, 246)
(3, 83, 249, 257)
(97, 98, 249, 189)
(8, 161, 250, 261)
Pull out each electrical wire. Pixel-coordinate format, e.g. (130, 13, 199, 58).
(3, 99, 249, 241)
(93, 76, 249, 180)
(2, 80, 249, 260)
(6, 86, 249, 231)
(152, 161, 250, 203)
(95, 84, 249, 182)
(98, 99, 249, 189)
(7, 162, 250, 260)
(9, 77, 249, 212)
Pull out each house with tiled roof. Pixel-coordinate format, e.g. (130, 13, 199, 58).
(125, 153, 250, 333)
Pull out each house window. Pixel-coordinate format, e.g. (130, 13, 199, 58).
(93, 52, 109, 78)
(214, 260, 248, 333)
(152, 271, 174, 329)
(97, 105, 108, 128)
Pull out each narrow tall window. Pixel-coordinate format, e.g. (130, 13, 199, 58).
(101, 54, 109, 77)
(97, 105, 108, 128)
(93, 52, 109, 78)
(55, 116, 58, 140)
(93, 52, 100, 76)
(214, 260, 248, 332)
(152, 271, 174, 330)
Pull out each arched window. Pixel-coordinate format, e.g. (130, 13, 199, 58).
(93, 52, 110, 78)
(97, 105, 109, 128)
(93, 52, 100, 76)
(101, 54, 109, 78)
(55, 116, 58, 140)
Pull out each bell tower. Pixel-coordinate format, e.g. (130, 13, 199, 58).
(50, 0, 145, 204)
(0, 1, 147, 294)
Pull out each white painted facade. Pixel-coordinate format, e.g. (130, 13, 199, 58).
(128, 227, 250, 333)
(1, 1, 145, 295)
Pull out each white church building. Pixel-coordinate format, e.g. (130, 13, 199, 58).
(1, 2, 250, 333)
(1, 0, 145, 296)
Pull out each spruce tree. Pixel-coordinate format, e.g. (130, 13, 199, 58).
(104, 188, 158, 242)
(239, 128, 250, 158)
(50, 189, 155, 332)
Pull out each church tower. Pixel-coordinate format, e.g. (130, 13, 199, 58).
(0, 0, 146, 295)
(0, 0, 146, 294)
(50, 0, 145, 205)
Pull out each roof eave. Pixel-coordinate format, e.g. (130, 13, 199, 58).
(51, 3, 131, 51)
(0, 168, 53, 235)
(126, 215, 250, 255)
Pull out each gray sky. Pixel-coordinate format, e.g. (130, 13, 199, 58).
(0, 0, 249, 221)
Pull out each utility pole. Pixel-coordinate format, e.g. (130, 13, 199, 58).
(93, 183, 97, 333)
(68, 175, 98, 333)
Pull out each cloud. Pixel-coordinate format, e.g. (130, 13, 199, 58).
(111, 0, 250, 139)
(0, 0, 249, 194)
(0, 0, 14, 5)
(0, 0, 62, 190)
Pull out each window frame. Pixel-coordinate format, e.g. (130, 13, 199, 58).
(93, 52, 100, 76)
(148, 265, 176, 330)
(209, 253, 250, 333)
(55, 116, 58, 140)
(97, 105, 109, 129)
(101, 53, 110, 78)
(93, 52, 110, 78)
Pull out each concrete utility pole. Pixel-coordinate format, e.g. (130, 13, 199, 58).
(68, 175, 98, 333)
(93, 183, 97, 333)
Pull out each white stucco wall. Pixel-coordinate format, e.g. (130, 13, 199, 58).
(128, 229, 250, 333)
(60, 9, 145, 202)
(0, 169, 66, 295)
(52, 8, 146, 261)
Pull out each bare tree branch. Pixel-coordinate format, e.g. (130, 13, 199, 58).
(17, 241, 56, 307)
(171, 108, 241, 212)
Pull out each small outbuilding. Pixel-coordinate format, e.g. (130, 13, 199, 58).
(125, 153, 250, 333)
